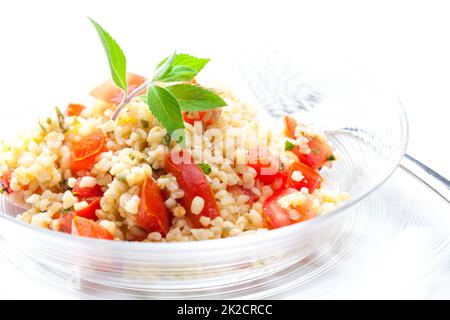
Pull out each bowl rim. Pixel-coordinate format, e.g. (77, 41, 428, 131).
(0, 90, 409, 253)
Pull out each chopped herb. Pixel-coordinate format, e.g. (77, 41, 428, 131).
(46, 117, 52, 125)
(162, 133, 171, 146)
(59, 178, 67, 190)
(285, 140, 295, 151)
(140, 119, 149, 128)
(55, 107, 66, 131)
(327, 154, 336, 161)
(38, 120, 48, 133)
(60, 207, 73, 215)
(313, 148, 320, 155)
(116, 174, 127, 182)
(176, 134, 184, 144)
(0, 187, 4, 194)
(198, 163, 212, 175)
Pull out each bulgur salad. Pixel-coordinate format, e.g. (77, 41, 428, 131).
(0, 19, 348, 242)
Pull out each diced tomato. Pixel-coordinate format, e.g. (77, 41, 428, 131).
(67, 103, 86, 116)
(283, 115, 297, 139)
(72, 178, 104, 199)
(71, 130, 107, 173)
(136, 176, 171, 236)
(74, 197, 101, 220)
(58, 212, 74, 233)
(286, 161, 322, 193)
(182, 110, 214, 126)
(0, 171, 12, 193)
(283, 115, 333, 169)
(166, 150, 219, 228)
(58, 198, 101, 233)
(262, 188, 315, 229)
(295, 136, 333, 169)
(90, 73, 147, 104)
(227, 185, 259, 205)
(71, 216, 113, 240)
(247, 148, 287, 186)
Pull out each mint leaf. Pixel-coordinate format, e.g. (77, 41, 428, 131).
(155, 53, 210, 82)
(89, 18, 127, 92)
(145, 84, 184, 135)
(153, 51, 177, 81)
(158, 66, 197, 82)
(166, 84, 226, 111)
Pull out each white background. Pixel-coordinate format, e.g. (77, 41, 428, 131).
(0, 0, 449, 299)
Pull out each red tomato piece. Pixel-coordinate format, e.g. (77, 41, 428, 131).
(283, 115, 297, 139)
(286, 161, 322, 193)
(166, 150, 219, 228)
(295, 136, 333, 169)
(74, 197, 101, 220)
(0, 171, 12, 193)
(247, 148, 287, 185)
(71, 130, 107, 173)
(71, 216, 113, 240)
(137, 176, 171, 236)
(283, 115, 333, 169)
(262, 188, 315, 229)
(227, 185, 259, 205)
(182, 110, 214, 126)
(72, 178, 104, 199)
(67, 103, 86, 116)
(90, 73, 147, 104)
(58, 212, 74, 233)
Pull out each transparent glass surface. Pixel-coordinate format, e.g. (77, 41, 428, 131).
(0, 47, 412, 299)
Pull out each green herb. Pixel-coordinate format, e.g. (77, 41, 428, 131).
(146, 84, 184, 136)
(166, 84, 226, 111)
(89, 19, 226, 143)
(140, 119, 149, 128)
(38, 120, 48, 133)
(59, 178, 67, 190)
(152, 51, 177, 81)
(155, 53, 209, 82)
(116, 174, 127, 182)
(55, 107, 66, 132)
(0, 187, 4, 194)
(198, 163, 212, 175)
(60, 207, 73, 215)
(46, 117, 52, 125)
(313, 148, 320, 155)
(89, 17, 127, 92)
(285, 140, 295, 151)
(162, 133, 171, 146)
(327, 154, 336, 161)
(157, 66, 197, 82)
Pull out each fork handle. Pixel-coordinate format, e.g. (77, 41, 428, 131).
(399, 154, 450, 203)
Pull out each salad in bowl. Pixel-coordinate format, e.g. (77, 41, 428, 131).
(0, 19, 348, 243)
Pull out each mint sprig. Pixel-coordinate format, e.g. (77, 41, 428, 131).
(89, 18, 127, 92)
(89, 19, 226, 141)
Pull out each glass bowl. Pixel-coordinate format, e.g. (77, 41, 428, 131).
(0, 46, 408, 299)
